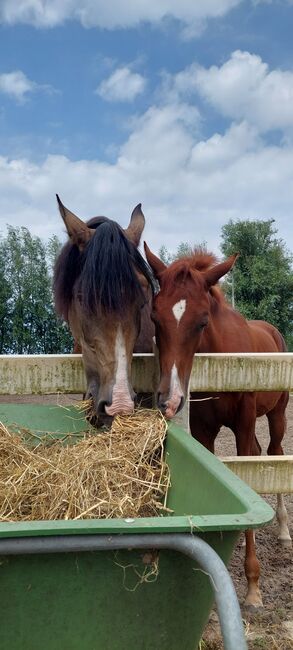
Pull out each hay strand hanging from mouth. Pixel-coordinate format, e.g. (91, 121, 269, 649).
(0, 408, 170, 523)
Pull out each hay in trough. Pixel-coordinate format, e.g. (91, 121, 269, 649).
(0, 408, 170, 522)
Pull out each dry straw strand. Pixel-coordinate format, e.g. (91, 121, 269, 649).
(0, 408, 170, 523)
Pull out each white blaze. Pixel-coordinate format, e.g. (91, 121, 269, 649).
(172, 299, 186, 325)
(170, 363, 183, 397)
(114, 327, 128, 385)
(165, 363, 184, 419)
(105, 327, 134, 416)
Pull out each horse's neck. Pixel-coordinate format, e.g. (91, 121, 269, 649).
(199, 293, 224, 352)
(200, 297, 251, 353)
(200, 326, 223, 353)
(134, 296, 155, 353)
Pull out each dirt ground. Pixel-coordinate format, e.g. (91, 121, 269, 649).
(0, 392, 292, 649)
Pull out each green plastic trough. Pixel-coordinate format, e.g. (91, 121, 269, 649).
(0, 404, 274, 650)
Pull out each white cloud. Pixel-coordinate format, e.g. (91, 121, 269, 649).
(0, 70, 36, 101)
(119, 103, 200, 175)
(96, 67, 146, 102)
(0, 101, 293, 257)
(0, 70, 57, 102)
(178, 51, 293, 133)
(189, 121, 261, 171)
(0, 0, 241, 32)
(0, 0, 73, 28)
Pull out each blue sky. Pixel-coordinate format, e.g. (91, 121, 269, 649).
(0, 0, 293, 256)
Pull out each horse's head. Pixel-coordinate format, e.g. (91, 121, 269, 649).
(144, 243, 238, 418)
(54, 196, 154, 422)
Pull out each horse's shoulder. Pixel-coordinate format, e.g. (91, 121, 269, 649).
(248, 320, 285, 352)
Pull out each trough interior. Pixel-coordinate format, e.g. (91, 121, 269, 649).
(0, 402, 273, 532)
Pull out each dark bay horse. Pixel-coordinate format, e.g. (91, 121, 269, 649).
(144, 243, 291, 608)
(53, 196, 154, 421)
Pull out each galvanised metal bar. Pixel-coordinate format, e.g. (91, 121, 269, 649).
(0, 532, 247, 650)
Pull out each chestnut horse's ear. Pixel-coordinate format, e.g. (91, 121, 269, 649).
(203, 253, 239, 288)
(56, 194, 92, 250)
(144, 242, 167, 278)
(124, 203, 145, 247)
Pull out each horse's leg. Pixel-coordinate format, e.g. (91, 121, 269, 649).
(241, 529, 255, 546)
(267, 392, 292, 548)
(242, 433, 261, 549)
(276, 494, 292, 548)
(234, 393, 257, 456)
(191, 429, 218, 453)
(242, 435, 261, 541)
(267, 391, 288, 455)
(243, 529, 262, 608)
(234, 395, 263, 608)
(189, 402, 219, 453)
(189, 419, 218, 452)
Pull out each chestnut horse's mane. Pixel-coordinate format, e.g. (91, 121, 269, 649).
(161, 248, 227, 304)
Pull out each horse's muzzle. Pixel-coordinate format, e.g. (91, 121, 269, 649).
(158, 394, 184, 418)
(104, 399, 134, 417)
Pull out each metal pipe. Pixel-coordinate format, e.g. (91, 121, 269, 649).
(0, 532, 246, 650)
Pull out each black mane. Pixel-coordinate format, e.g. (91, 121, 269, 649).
(53, 217, 154, 321)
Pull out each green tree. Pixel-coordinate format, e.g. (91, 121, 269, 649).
(46, 235, 62, 274)
(159, 241, 206, 263)
(45, 234, 73, 353)
(220, 219, 293, 345)
(0, 241, 13, 352)
(0, 227, 72, 353)
(158, 245, 173, 265)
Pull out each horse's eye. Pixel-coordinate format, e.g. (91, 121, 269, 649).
(197, 318, 208, 331)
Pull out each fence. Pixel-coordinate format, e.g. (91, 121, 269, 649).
(0, 353, 292, 494)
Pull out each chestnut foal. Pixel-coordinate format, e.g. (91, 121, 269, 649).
(145, 244, 291, 608)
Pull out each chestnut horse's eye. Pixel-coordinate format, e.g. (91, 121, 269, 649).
(198, 317, 208, 331)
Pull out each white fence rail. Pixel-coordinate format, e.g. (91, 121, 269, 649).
(0, 353, 292, 494)
(0, 353, 293, 395)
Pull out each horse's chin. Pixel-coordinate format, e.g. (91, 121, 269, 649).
(164, 407, 177, 419)
(164, 395, 185, 419)
(85, 411, 113, 430)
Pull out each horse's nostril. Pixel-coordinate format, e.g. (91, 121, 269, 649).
(177, 396, 184, 413)
(157, 394, 167, 413)
(97, 400, 110, 414)
(157, 394, 184, 416)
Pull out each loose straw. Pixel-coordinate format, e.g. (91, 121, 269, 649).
(0, 408, 170, 522)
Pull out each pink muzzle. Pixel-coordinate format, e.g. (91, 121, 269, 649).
(105, 387, 134, 416)
(164, 395, 182, 419)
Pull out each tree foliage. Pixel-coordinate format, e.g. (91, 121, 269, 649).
(0, 227, 72, 353)
(159, 241, 205, 264)
(220, 219, 293, 344)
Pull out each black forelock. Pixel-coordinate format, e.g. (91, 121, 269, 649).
(53, 218, 154, 321)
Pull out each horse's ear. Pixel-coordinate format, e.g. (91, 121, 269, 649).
(56, 195, 92, 250)
(144, 242, 167, 278)
(203, 254, 239, 287)
(124, 203, 145, 247)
